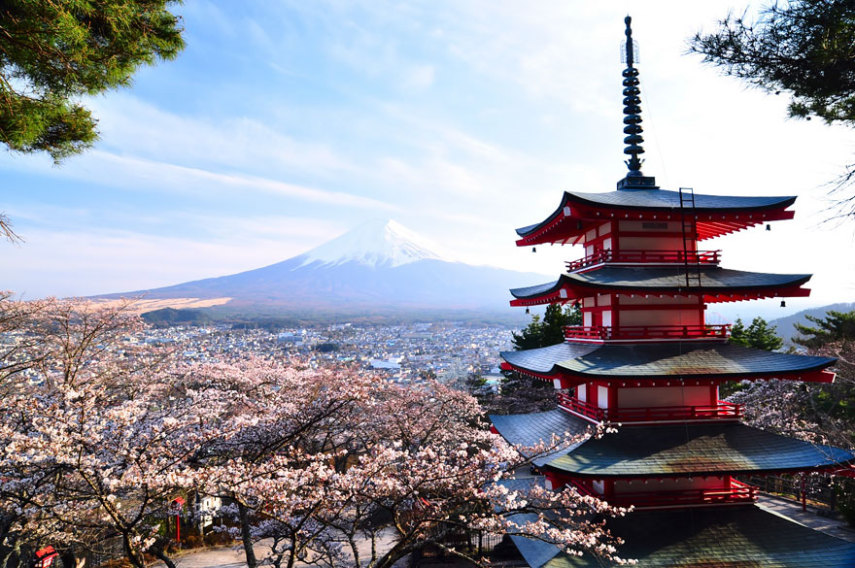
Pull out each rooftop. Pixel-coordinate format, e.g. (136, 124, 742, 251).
(518, 505, 855, 568)
(501, 341, 835, 382)
(509, 266, 811, 306)
(546, 422, 854, 477)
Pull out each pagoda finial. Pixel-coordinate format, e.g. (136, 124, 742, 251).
(622, 15, 644, 176)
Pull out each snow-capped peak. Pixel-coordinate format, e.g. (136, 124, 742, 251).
(299, 219, 446, 268)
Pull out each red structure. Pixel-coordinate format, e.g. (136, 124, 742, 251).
(490, 17, 855, 568)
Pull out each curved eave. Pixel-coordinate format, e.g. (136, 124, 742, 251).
(509, 269, 812, 307)
(502, 360, 835, 386)
(533, 506, 855, 568)
(514, 191, 796, 246)
(500, 342, 836, 384)
(489, 410, 590, 467)
(544, 422, 854, 478)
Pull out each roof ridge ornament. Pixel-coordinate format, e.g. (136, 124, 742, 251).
(617, 16, 658, 191)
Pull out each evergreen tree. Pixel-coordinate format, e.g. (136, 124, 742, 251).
(690, 0, 855, 218)
(794, 310, 855, 349)
(490, 304, 581, 414)
(729, 316, 784, 351)
(729, 310, 855, 453)
(722, 316, 783, 398)
(0, 0, 185, 162)
(511, 303, 581, 350)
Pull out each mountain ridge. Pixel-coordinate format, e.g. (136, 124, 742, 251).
(97, 219, 539, 323)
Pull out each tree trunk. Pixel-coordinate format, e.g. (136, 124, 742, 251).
(148, 541, 177, 568)
(59, 549, 78, 568)
(121, 533, 146, 568)
(237, 502, 258, 568)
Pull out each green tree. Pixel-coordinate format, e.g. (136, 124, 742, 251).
(0, 0, 184, 162)
(729, 316, 784, 351)
(722, 316, 784, 397)
(794, 310, 855, 349)
(690, 0, 855, 217)
(489, 304, 581, 414)
(511, 303, 581, 350)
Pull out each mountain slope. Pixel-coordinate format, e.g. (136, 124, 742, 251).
(769, 302, 855, 345)
(101, 220, 543, 320)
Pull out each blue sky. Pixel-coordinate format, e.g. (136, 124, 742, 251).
(2, 1, 854, 319)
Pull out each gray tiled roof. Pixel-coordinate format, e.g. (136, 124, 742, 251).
(516, 189, 795, 237)
(546, 422, 854, 477)
(510, 266, 811, 298)
(540, 505, 855, 567)
(493, 478, 564, 568)
(501, 341, 834, 379)
(501, 342, 598, 374)
(571, 189, 794, 210)
(489, 410, 590, 467)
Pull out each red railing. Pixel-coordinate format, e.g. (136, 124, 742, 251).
(556, 392, 606, 421)
(556, 393, 742, 423)
(567, 479, 757, 509)
(564, 324, 731, 341)
(566, 249, 721, 272)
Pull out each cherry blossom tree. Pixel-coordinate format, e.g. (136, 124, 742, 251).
(0, 295, 632, 567)
(183, 358, 377, 568)
(0, 298, 220, 568)
(202, 368, 631, 568)
(728, 312, 855, 448)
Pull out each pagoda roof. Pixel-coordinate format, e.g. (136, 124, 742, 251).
(538, 189, 794, 216)
(546, 422, 854, 478)
(510, 266, 811, 306)
(500, 341, 835, 383)
(513, 505, 855, 568)
(515, 190, 796, 245)
(489, 409, 590, 467)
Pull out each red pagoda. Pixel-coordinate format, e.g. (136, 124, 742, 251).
(490, 17, 855, 568)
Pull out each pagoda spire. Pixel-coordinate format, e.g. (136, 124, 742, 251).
(617, 15, 657, 190)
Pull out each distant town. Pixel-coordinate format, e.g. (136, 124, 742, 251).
(139, 321, 513, 384)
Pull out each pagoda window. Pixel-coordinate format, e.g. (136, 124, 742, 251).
(620, 295, 702, 306)
(602, 310, 612, 326)
(597, 385, 609, 410)
(598, 223, 611, 237)
(585, 228, 597, 241)
(577, 383, 587, 402)
(597, 294, 611, 306)
(603, 237, 612, 250)
(619, 235, 686, 251)
(618, 220, 683, 233)
(592, 479, 605, 495)
(583, 297, 595, 308)
(583, 311, 593, 327)
(619, 308, 701, 327)
(617, 385, 714, 408)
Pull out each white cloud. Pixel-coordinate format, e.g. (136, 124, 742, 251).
(3, 217, 346, 298)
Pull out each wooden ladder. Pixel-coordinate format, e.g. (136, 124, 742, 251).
(679, 187, 702, 288)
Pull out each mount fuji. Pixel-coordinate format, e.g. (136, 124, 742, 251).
(101, 220, 543, 322)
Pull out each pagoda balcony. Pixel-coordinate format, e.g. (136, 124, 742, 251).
(567, 479, 757, 510)
(556, 392, 743, 424)
(565, 249, 721, 272)
(564, 323, 731, 342)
